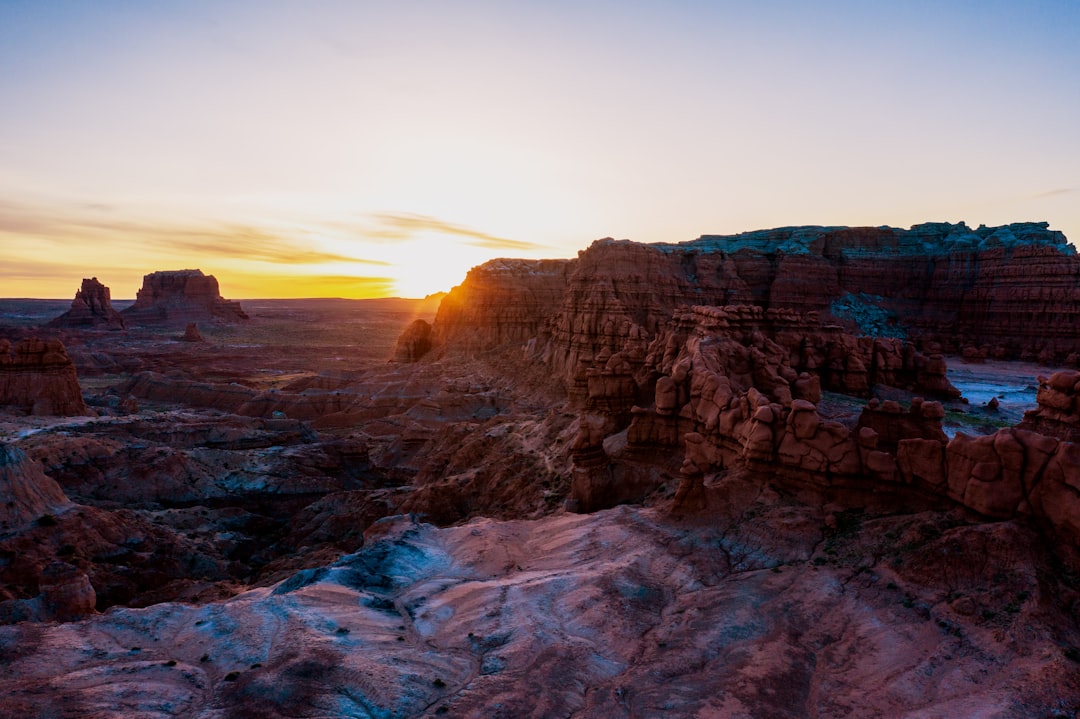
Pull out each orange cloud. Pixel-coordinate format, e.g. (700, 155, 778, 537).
(366, 212, 547, 251)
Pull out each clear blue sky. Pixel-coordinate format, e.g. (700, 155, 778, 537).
(2, 0, 1078, 297)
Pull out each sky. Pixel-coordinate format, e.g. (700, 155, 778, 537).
(1, 0, 1078, 299)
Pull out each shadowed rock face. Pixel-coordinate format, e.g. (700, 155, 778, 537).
(0, 443, 71, 531)
(47, 277, 126, 330)
(0, 338, 88, 416)
(121, 269, 248, 325)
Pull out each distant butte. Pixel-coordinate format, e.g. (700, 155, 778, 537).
(120, 269, 248, 325)
(47, 277, 126, 330)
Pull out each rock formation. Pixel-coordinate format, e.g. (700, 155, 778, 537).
(47, 277, 126, 330)
(0, 443, 72, 530)
(179, 322, 204, 342)
(410, 225, 1080, 569)
(428, 222, 1080, 367)
(1018, 369, 1080, 442)
(0, 337, 89, 416)
(121, 269, 248, 325)
(38, 561, 97, 621)
(392, 318, 433, 362)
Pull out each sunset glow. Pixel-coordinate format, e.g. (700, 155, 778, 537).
(2, 1, 1078, 298)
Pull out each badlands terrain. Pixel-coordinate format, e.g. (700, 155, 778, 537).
(2, 223, 1080, 718)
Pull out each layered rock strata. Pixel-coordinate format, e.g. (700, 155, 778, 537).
(121, 269, 248, 325)
(0, 337, 88, 416)
(429, 222, 1080, 371)
(47, 277, 126, 330)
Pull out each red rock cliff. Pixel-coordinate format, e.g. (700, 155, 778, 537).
(426, 222, 1080, 369)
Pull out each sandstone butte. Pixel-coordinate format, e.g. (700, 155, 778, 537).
(0, 337, 88, 416)
(46, 277, 126, 330)
(120, 269, 249, 325)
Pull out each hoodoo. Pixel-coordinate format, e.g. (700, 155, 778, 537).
(47, 277, 126, 330)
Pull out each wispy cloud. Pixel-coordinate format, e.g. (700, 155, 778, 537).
(0, 198, 390, 266)
(367, 212, 546, 251)
(146, 227, 391, 266)
(1028, 188, 1077, 200)
(0, 257, 88, 280)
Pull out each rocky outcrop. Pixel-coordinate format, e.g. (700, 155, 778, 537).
(568, 303, 956, 511)
(39, 561, 97, 621)
(47, 277, 126, 330)
(392, 319, 433, 362)
(121, 269, 248, 325)
(0, 443, 72, 531)
(1018, 370, 1080, 442)
(179, 322, 204, 342)
(432, 258, 574, 355)
(0, 338, 89, 416)
(427, 222, 1080, 371)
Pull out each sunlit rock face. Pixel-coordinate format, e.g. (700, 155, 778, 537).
(432, 258, 575, 355)
(430, 222, 1080, 371)
(47, 277, 126, 330)
(121, 269, 248, 325)
(0, 337, 89, 416)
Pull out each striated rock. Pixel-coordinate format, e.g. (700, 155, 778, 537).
(0, 443, 72, 530)
(0, 337, 89, 416)
(433, 258, 573, 355)
(426, 222, 1080, 370)
(47, 277, 126, 330)
(112, 371, 257, 413)
(121, 269, 248, 325)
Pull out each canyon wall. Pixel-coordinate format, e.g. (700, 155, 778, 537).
(431, 222, 1080, 370)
